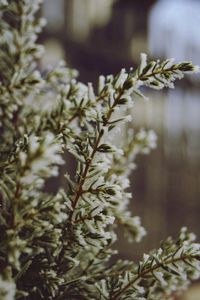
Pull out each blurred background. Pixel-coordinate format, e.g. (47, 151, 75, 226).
(41, 1, 200, 299)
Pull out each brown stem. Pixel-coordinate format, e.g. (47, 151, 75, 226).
(69, 90, 123, 222)
(111, 254, 198, 300)
(69, 129, 103, 221)
(139, 65, 179, 81)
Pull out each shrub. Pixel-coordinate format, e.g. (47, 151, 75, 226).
(0, 1, 200, 299)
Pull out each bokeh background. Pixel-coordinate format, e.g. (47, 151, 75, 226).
(41, 1, 200, 299)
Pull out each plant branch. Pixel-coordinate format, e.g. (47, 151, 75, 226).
(111, 253, 199, 299)
(69, 90, 123, 222)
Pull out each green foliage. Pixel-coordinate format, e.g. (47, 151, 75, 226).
(0, 1, 200, 299)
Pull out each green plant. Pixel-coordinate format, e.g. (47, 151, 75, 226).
(0, 1, 200, 299)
